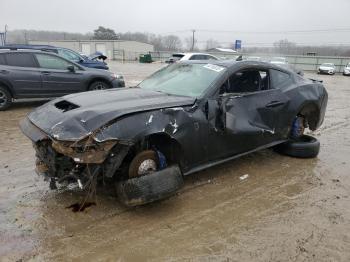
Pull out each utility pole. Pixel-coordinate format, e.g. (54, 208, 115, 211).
(191, 29, 196, 51)
(4, 25, 8, 45)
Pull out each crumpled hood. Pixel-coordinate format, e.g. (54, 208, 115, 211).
(27, 88, 195, 141)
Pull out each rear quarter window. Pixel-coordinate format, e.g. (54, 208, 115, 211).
(5, 53, 37, 67)
(270, 69, 293, 89)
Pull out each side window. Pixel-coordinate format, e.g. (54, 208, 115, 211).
(207, 55, 218, 60)
(189, 55, 200, 60)
(222, 69, 269, 93)
(5, 53, 37, 67)
(270, 69, 292, 89)
(35, 54, 77, 70)
(0, 54, 6, 65)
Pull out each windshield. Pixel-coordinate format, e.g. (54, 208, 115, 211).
(139, 63, 226, 98)
(172, 54, 184, 58)
(321, 63, 334, 67)
(58, 49, 83, 62)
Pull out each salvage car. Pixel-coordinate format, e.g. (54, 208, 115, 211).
(0, 45, 109, 70)
(318, 63, 336, 75)
(20, 60, 328, 207)
(0, 50, 125, 110)
(343, 62, 350, 76)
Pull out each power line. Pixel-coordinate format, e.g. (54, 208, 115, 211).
(159, 28, 350, 35)
(198, 28, 350, 34)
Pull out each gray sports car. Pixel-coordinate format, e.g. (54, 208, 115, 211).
(20, 60, 328, 207)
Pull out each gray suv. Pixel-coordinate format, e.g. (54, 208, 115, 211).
(0, 50, 125, 110)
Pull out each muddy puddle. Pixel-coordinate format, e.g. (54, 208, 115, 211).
(0, 64, 349, 261)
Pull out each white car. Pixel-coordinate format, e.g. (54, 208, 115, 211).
(343, 63, 350, 76)
(318, 63, 336, 75)
(270, 57, 287, 65)
(165, 53, 219, 63)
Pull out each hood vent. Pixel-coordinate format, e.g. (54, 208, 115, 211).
(55, 100, 80, 112)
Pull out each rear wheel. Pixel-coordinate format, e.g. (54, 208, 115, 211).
(88, 81, 109, 91)
(274, 135, 320, 158)
(0, 86, 12, 111)
(275, 115, 320, 158)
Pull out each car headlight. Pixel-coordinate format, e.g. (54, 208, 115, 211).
(111, 73, 124, 80)
(52, 139, 117, 164)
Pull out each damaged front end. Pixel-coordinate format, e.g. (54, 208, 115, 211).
(20, 118, 129, 189)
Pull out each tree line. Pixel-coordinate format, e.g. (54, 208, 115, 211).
(5, 27, 350, 56)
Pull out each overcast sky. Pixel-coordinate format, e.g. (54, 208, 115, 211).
(2, 0, 350, 46)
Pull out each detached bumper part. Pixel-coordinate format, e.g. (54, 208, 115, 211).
(116, 165, 184, 207)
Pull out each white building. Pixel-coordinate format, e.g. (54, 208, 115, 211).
(29, 40, 154, 61)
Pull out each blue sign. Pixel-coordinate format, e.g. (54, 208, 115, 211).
(235, 40, 242, 50)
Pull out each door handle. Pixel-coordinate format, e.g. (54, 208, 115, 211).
(41, 71, 51, 75)
(265, 101, 285, 108)
(0, 69, 9, 74)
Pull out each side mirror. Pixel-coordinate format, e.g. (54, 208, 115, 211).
(67, 65, 75, 72)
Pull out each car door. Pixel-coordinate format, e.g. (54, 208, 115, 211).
(1, 52, 43, 97)
(207, 68, 290, 161)
(34, 53, 85, 96)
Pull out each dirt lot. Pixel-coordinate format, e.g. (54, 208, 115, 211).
(1, 62, 350, 262)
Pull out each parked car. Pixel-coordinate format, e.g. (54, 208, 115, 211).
(318, 63, 336, 75)
(165, 53, 219, 63)
(270, 57, 287, 65)
(343, 62, 350, 76)
(0, 45, 109, 70)
(0, 50, 125, 110)
(20, 60, 327, 207)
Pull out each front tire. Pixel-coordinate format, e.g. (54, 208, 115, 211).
(0, 86, 12, 111)
(88, 81, 109, 91)
(116, 165, 184, 207)
(128, 150, 159, 178)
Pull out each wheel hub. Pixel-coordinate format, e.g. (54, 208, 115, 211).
(0, 91, 7, 106)
(93, 83, 106, 90)
(138, 159, 157, 175)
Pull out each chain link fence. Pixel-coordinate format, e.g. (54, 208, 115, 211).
(112, 50, 350, 73)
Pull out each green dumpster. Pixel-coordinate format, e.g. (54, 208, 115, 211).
(139, 54, 153, 63)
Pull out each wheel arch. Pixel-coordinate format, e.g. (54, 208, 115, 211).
(133, 132, 186, 170)
(87, 77, 112, 90)
(297, 102, 321, 130)
(0, 80, 15, 98)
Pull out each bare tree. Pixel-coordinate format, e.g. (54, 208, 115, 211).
(273, 39, 297, 54)
(162, 35, 182, 51)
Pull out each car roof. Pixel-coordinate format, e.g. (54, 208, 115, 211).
(0, 49, 53, 54)
(0, 44, 58, 50)
(179, 60, 297, 74)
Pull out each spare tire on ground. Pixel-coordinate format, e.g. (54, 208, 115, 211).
(116, 165, 184, 207)
(274, 135, 320, 158)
